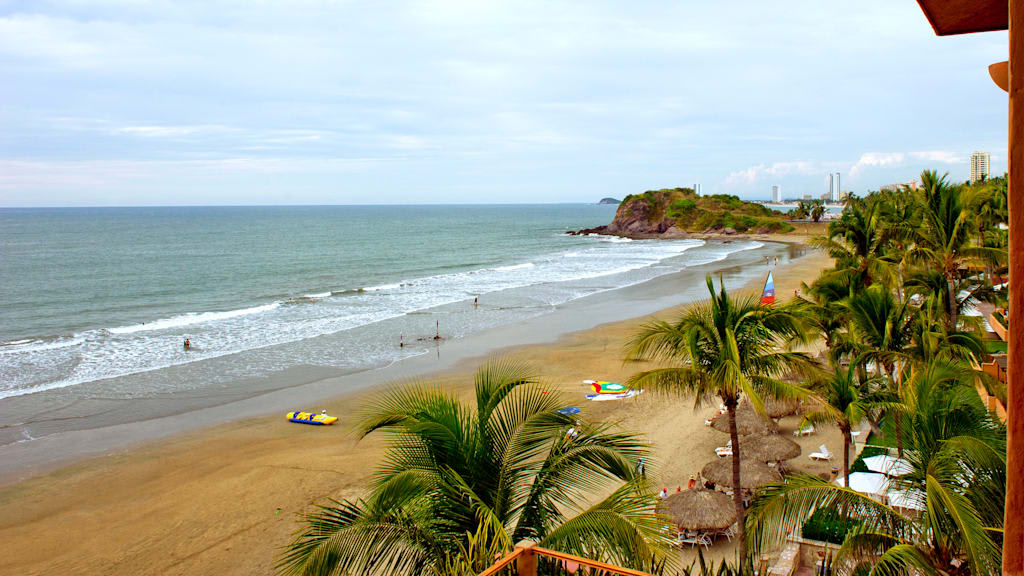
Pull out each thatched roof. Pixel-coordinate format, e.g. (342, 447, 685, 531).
(700, 458, 782, 489)
(710, 402, 777, 435)
(765, 398, 801, 419)
(658, 489, 737, 531)
(739, 433, 801, 462)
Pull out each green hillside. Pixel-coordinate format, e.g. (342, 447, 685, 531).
(619, 188, 792, 234)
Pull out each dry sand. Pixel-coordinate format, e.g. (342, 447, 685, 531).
(0, 244, 835, 576)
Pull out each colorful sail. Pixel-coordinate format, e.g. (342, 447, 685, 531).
(760, 272, 776, 306)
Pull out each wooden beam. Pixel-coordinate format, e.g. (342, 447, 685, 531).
(514, 541, 537, 576)
(1007, 2, 1024, 576)
(531, 547, 657, 576)
(991, 61, 1010, 92)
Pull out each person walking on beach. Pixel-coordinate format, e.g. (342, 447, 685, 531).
(474, 296, 478, 308)
(636, 458, 646, 477)
(774, 256, 778, 266)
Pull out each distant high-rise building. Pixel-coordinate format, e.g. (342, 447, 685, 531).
(771, 185, 781, 203)
(970, 152, 990, 183)
(828, 173, 834, 201)
(833, 173, 840, 202)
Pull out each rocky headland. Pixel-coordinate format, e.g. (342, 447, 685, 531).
(572, 187, 793, 239)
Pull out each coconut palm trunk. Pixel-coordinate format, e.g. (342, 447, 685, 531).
(725, 398, 746, 560)
(946, 275, 958, 329)
(841, 424, 851, 484)
(883, 364, 905, 459)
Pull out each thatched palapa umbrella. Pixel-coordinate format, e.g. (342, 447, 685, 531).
(765, 398, 800, 419)
(701, 457, 782, 489)
(740, 433, 801, 462)
(710, 402, 776, 435)
(658, 490, 737, 531)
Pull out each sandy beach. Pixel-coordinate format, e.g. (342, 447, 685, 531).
(0, 236, 834, 576)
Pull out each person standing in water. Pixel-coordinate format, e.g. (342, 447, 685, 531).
(183, 338, 191, 350)
(474, 296, 478, 307)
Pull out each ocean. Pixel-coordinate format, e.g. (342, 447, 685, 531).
(0, 205, 771, 451)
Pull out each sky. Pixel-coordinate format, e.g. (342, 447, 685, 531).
(0, 1, 1010, 206)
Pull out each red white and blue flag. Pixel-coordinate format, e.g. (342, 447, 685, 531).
(760, 272, 776, 306)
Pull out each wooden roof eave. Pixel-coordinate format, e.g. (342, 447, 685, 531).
(916, 0, 1008, 36)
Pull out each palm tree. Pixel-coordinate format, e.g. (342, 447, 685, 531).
(277, 359, 672, 576)
(844, 285, 914, 381)
(910, 170, 1006, 328)
(747, 359, 1006, 576)
(624, 275, 813, 561)
(875, 186, 920, 302)
(843, 284, 915, 456)
(793, 276, 853, 363)
(811, 196, 891, 289)
(800, 365, 893, 483)
(810, 200, 826, 223)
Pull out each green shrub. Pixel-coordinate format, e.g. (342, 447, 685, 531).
(667, 198, 698, 220)
(802, 507, 859, 545)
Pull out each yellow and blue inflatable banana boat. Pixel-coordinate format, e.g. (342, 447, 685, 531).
(286, 410, 338, 425)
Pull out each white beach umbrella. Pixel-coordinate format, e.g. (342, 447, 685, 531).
(862, 455, 913, 477)
(834, 472, 888, 496)
(887, 488, 926, 511)
(962, 305, 982, 317)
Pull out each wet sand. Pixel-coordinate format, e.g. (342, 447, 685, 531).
(0, 237, 834, 576)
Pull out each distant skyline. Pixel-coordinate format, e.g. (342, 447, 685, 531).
(0, 1, 1010, 207)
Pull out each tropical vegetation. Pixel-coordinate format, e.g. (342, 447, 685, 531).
(748, 171, 1008, 576)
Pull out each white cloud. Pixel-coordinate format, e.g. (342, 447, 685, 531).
(722, 161, 816, 186)
(910, 150, 962, 164)
(0, 14, 103, 66)
(849, 152, 905, 177)
(849, 150, 963, 178)
(388, 135, 428, 150)
(0, 2, 1008, 205)
(0, 157, 386, 192)
(115, 125, 233, 138)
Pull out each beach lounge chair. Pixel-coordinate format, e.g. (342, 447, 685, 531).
(715, 446, 733, 457)
(793, 423, 815, 437)
(809, 444, 833, 461)
(679, 531, 712, 550)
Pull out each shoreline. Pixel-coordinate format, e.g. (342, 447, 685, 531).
(0, 238, 802, 485)
(0, 237, 833, 576)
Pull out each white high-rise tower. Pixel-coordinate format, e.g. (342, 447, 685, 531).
(970, 152, 990, 183)
(771, 185, 781, 203)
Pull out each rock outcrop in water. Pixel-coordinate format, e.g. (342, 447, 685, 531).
(597, 197, 620, 205)
(570, 188, 793, 239)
